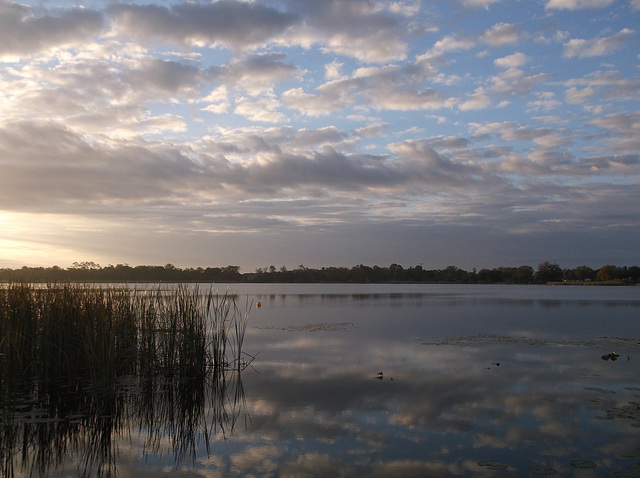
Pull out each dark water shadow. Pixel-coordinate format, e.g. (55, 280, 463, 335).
(1, 364, 248, 477)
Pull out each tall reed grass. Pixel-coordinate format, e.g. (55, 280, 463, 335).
(0, 282, 252, 477)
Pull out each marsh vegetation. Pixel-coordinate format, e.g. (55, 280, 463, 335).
(0, 283, 252, 477)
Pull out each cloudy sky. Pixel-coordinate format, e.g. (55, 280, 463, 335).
(1, 0, 639, 272)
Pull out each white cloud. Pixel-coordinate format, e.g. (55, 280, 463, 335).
(490, 68, 552, 96)
(0, 2, 103, 60)
(324, 61, 344, 80)
(565, 70, 640, 100)
(563, 29, 635, 57)
(481, 23, 519, 46)
(545, 0, 615, 9)
(459, 88, 491, 110)
(107, 2, 297, 50)
(281, 0, 411, 62)
(461, 0, 504, 7)
(430, 34, 476, 54)
(212, 53, 301, 95)
(234, 96, 287, 123)
(494, 53, 528, 69)
(282, 88, 345, 116)
(565, 86, 595, 104)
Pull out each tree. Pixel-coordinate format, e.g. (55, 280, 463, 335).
(513, 265, 534, 284)
(535, 262, 562, 283)
(597, 264, 619, 282)
(573, 265, 595, 281)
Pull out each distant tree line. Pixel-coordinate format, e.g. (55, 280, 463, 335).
(0, 262, 242, 283)
(251, 262, 640, 284)
(1, 261, 639, 284)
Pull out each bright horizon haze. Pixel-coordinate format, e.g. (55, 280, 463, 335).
(1, 0, 639, 272)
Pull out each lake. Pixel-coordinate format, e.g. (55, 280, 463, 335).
(6, 284, 640, 476)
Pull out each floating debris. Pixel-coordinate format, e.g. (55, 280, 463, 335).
(528, 465, 558, 475)
(602, 352, 620, 361)
(601, 401, 640, 425)
(418, 334, 640, 350)
(259, 322, 354, 332)
(478, 460, 508, 470)
(584, 387, 616, 394)
(570, 460, 597, 469)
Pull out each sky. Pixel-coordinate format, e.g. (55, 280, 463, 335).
(0, 0, 639, 272)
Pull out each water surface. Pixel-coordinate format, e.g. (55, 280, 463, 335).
(9, 284, 640, 476)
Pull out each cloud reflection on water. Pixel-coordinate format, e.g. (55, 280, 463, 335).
(7, 284, 639, 476)
(227, 285, 640, 476)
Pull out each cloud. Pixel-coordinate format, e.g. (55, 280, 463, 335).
(461, 0, 504, 8)
(0, 2, 103, 59)
(563, 29, 635, 57)
(1, 0, 638, 270)
(469, 121, 572, 154)
(107, 2, 297, 50)
(588, 112, 640, 154)
(234, 96, 287, 123)
(459, 87, 491, 110)
(564, 86, 595, 104)
(481, 23, 519, 46)
(429, 34, 477, 55)
(211, 53, 301, 95)
(490, 68, 552, 96)
(565, 69, 640, 101)
(283, 56, 453, 115)
(283, 0, 410, 62)
(494, 52, 528, 69)
(127, 58, 204, 96)
(545, 0, 615, 9)
(282, 87, 349, 116)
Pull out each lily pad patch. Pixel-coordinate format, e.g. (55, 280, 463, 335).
(477, 460, 508, 470)
(570, 460, 597, 468)
(528, 465, 558, 475)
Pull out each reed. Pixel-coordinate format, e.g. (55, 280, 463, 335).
(0, 282, 252, 477)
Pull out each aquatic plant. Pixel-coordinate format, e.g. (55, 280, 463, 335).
(0, 282, 252, 477)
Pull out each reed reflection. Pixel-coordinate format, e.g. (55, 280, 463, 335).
(0, 283, 251, 477)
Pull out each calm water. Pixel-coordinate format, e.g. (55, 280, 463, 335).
(10, 284, 640, 476)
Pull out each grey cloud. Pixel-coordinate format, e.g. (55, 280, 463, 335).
(589, 112, 640, 154)
(490, 68, 553, 96)
(570, 70, 640, 101)
(210, 53, 301, 94)
(284, 59, 448, 115)
(353, 123, 387, 138)
(0, 1, 103, 57)
(107, 1, 297, 50)
(289, 127, 349, 148)
(241, 149, 400, 192)
(127, 58, 204, 96)
(563, 28, 635, 57)
(389, 140, 488, 186)
(285, 0, 410, 62)
(427, 136, 472, 150)
(578, 154, 640, 171)
(481, 22, 519, 46)
(0, 121, 214, 210)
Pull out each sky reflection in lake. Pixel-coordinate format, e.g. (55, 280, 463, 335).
(186, 284, 640, 477)
(10, 284, 640, 476)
